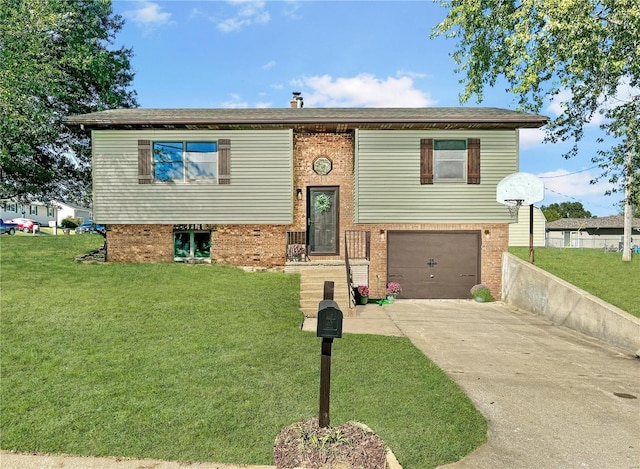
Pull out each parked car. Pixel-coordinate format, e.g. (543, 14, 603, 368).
(0, 218, 19, 235)
(7, 218, 39, 232)
(75, 223, 105, 234)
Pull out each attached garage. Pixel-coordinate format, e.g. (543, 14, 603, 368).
(387, 231, 481, 299)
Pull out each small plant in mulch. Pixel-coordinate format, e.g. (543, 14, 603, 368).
(470, 284, 495, 302)
(273, 417, 388, 468)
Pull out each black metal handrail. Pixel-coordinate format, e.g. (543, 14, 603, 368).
(344, 232, 356, 308)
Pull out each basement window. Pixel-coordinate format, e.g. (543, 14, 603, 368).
(174, 227, 212, 262)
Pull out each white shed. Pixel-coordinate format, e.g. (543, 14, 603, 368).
(509, 205, 546, 247)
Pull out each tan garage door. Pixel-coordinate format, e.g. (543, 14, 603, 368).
(387, 231, 480, 299)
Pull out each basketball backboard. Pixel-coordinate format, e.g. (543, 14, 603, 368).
(496, 172, 545, 207)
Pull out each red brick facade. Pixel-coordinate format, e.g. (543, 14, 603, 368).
(105, 130, 509, 298)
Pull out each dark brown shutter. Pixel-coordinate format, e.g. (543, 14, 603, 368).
(138, 140, 152, 184)
(420, 138, 433, 184)
(218, 139, 231, 185)
(467, 138, 481, 184)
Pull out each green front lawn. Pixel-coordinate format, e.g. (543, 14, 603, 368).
(0, 236, 487, 468)
(510, 247, 640, 318)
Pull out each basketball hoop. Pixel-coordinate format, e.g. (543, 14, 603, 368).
(504, 199, 524, 219)
(496, 172, 545, 219)
(497, 172, 545, 265)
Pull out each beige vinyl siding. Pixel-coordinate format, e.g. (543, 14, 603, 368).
(508, 206, 546, 246)
(92, 129, 293, 224)
(354, 129, 518, 223)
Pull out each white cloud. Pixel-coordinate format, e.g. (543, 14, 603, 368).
(519, 128, 546, 150)
(396, 70, 430, 80)
(535, 168, 623, 215)
(262, 60, 276, 70)
(124, 1, 172, 30)
(190, 8, 204, 19)
(217, 0, 270, 32)
(292, 73, 436, 107)
(222, 93, 248, 108)
(546, 78, 640, 128)
(282, 0, 302, 20)
(538, 168, 614, 198)
(546, 89, 572, 118)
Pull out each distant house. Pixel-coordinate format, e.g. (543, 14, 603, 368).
(0, 199, 92, 227)
(508, 206, 546, 247)
(546, 216, 640, 249)
(1, 200, 55, 227)
(66, 96, 547, 302)
(55, 201, 92, 226)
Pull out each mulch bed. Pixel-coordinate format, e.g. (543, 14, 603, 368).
(273, 417, 388, 468)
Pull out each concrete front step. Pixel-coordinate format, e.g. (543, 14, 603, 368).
(286, 261, 356, 318)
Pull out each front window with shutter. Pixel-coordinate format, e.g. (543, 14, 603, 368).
(420, 138, 480, 185)
(139, 139, 230, 184)
(153, 141, 218, 182)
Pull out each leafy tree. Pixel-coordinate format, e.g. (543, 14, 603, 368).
(541, 202, 593, 222)
(618, 195, 640, 218)
(0, 0, 137, 205)
(432, 0, 638, 258)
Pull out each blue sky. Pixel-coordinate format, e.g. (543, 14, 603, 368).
(111, 0, 624, 217)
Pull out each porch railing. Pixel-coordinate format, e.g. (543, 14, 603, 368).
(344, 230, 370, 260)
(285, 231, 309, 262)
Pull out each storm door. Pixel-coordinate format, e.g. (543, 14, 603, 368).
(307, 187, 339, 255)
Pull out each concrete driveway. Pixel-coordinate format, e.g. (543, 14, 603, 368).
(377, 300, 640, 469)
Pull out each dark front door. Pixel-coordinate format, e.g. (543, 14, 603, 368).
(308, 187, 339, 255)
(388, 231, 480, 299)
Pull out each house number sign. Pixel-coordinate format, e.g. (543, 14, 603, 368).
(313, 157, 332, 175)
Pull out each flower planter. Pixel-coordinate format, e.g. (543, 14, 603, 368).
(358, 295, 369, 305)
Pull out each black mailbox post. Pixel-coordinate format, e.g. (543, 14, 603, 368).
(316, 281, 343, 428)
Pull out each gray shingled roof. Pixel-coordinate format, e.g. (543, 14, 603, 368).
(66, 107, 548, 131)
(546, 216, 640, 230)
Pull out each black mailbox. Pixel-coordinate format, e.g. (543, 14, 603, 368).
(317, 300, 343, 339)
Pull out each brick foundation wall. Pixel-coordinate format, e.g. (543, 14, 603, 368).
(212, 224, 288, 267)
(106, 224, 174, 262)
(106, 224, 288, 268)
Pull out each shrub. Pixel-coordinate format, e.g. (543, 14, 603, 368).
(470, 284, 495, 302)
(61, 217, 82, 229)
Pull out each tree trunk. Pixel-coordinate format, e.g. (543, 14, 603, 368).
(622, 148, 633, 262)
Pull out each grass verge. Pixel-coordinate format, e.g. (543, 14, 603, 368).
(509, 247, 639, 318)
(1, 236, 487, 468)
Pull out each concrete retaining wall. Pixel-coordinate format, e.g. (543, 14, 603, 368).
(502, 252, 640, 355)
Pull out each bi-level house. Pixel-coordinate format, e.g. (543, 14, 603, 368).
(67, 95, 547, 311)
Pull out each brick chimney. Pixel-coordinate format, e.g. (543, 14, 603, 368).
(290, 92, 303, 108)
